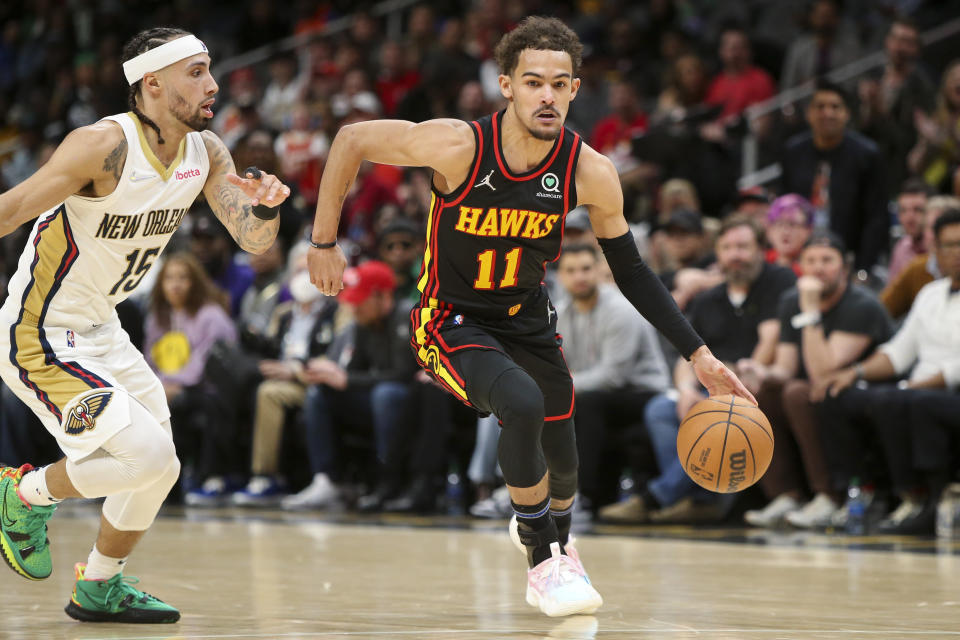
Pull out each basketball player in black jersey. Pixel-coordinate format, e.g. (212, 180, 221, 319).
(308, 17, 755, 617)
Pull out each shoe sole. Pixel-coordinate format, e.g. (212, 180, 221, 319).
(0, 529, 48, 580)
(64, 600, 180, 623)
(525, 585, 602, 617)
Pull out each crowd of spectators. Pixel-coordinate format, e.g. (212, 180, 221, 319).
(2, 0, 960, 536)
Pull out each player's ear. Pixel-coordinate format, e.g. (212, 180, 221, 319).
(570, 77, 581, 102)
(142, 72, 162, 98)
(499, 74, 513, 101)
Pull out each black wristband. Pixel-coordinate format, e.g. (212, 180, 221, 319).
(597, 230, 705, 359)
(252, 204, 278, 220)
(310, 240, 337, 249)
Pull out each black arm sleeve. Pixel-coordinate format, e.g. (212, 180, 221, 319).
(598, 230, 705, 359)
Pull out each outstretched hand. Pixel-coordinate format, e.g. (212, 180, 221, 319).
(690, 346, 758, 405)
(225, 166, 291, 207)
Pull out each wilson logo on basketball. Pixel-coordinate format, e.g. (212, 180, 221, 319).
(726, 450, 748, 492)
(174, 168, 201, 181)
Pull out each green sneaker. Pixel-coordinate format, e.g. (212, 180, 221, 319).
(65, 563, 181, 623)
(0, 464, 56, 580)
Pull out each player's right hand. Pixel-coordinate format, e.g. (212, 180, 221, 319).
(308, 243, 347, 296)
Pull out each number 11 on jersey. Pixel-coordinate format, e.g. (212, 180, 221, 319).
(473, 247, 522, 290)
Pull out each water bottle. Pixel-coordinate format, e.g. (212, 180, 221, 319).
(846, 477, 866, 535)
(446, 463, 464, 516)
(936, 483, 960, 539)
(618, 468, 635, 502)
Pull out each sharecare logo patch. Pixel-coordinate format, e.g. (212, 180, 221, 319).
(175, 168, 201, 181)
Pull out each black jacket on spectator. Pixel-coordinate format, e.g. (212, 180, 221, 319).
(780, 131, 887, 271)
(264, 300, 339, 361)
(686, 263, 797, 362)
(328, 301, 418, 389)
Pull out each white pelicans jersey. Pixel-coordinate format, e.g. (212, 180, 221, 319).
(0, 112, 209, 330)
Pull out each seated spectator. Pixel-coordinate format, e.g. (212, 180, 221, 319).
(274, 103, 329, 196)
(780, 80, 887, 272)
(779, 0, 860, 90)
(881, 195, 960, 319)
(857, 17, 936, 197)
(738, 232, 893, 528)
(817, 209, 960, 534)
(705, 26, 775, 122)
(764, 194, 814, 276)
(730, 186, 772, 225)
(591, 79, 648, 159)
(237, 237, 288, 350)
(556, 244, 670, 511)
(600, 216, 795, 523)
(230, 245, 339, 506)
(376, 217, 423, 304)
(653, 53, 709, 124)
(659, 209, 721, 310)
(375, 40, 420, 117)
(259, 52, 307, 132)
(144, 253, 236, 497)
(189, 208, 255, 317)
(283, 261, 418, 510)
(887, 178, 931, 284)
(908, 59, 960, 194)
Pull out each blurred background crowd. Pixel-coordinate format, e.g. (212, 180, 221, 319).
(2, 0, 960, 538)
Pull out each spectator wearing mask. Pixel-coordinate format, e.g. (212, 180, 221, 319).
(764, 194, 815, 276)
(817, 209, 960, 534)
(282, 261, 418, 510)
(738, 232, 893, 528)
(780, 80, 887, 272)
(230, 245, 339, 506)
(601, 216, 795, 523)
(555, 244, 670, 511)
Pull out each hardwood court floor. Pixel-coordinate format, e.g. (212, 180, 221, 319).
(4, 507, 960, 640)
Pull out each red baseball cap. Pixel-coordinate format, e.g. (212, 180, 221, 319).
(339, 260, 397, 305)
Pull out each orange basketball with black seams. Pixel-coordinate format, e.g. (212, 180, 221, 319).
(677, 394, 774, 493)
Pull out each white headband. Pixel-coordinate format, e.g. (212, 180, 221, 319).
(123, 35, 209, 85)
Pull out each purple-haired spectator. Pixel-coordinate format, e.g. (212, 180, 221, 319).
(765, 194, 815, 276)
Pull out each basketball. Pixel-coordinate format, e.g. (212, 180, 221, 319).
(677, 394, 774, 493)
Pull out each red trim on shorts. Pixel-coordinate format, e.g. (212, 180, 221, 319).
(544, 339, 575, 421)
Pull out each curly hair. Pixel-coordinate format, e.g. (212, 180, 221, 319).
(121, 27, 192, 145)
(493, 16, 583, 77)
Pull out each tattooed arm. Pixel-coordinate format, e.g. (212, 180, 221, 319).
(0, 120, 126, 237)
(200, 131, 289, 254)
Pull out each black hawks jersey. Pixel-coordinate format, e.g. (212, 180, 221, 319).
(417, 110, 583, 319)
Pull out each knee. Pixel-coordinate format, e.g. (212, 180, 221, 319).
(644, 394, 677, 431)
(371, 382, 409, 413)
(782, 379, 810, 407)
(137, 433, 179, 486)
(493, 369, 544, 429)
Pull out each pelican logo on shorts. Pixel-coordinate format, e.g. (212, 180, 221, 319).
(64, 391, 113, 435)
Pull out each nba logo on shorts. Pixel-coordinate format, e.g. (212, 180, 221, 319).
(66, 329, 76, 348)
(453, 314, 464, 325)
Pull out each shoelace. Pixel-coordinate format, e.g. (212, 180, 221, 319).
(536, 555, 586, 591)
(21, 508, 50, 551)
(101, 576, 152, 609)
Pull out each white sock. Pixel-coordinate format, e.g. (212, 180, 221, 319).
(18, 466, 61, 506)
(84, 546, 127, 581)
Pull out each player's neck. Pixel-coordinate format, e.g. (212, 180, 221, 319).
(139, 105, 191, 165)
(501, 108, 557, 173)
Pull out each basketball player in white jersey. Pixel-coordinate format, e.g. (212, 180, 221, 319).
(0, 28, 290, 623)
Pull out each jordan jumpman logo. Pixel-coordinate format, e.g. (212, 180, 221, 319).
(474, 170, 496, 191)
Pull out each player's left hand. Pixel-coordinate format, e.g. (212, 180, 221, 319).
(690, 345, 758, 405)
(226, 167, 291, 208)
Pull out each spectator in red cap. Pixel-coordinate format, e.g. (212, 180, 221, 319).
(282, 260, 419, 510)
(765, 194, 815, 276)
